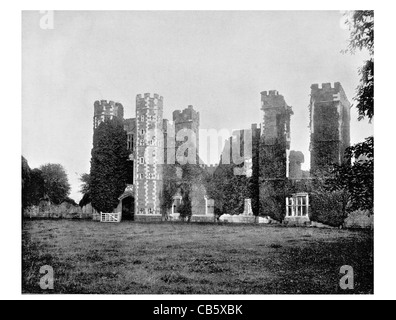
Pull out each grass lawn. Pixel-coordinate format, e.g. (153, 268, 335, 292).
(22, 219, 373, 294)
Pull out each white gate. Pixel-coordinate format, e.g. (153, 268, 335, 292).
(100, 212, 122, 223)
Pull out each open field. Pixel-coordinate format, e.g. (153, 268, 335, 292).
(22, 220, 373, 294)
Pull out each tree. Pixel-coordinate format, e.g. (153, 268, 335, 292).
(344, 10, 374, 121)
(27, 168, 45, 206)
(309, 168, 350, 227)
(39, 163, 71, 205)
(22, 156, 32, 210)
(329, 137, 374, 213)
(329, 11, 374, 214)
(78, 173, 91, 207)
(22, 156, 31, 208)
(22, 156, 31, 190)
(79, 173, 91, 195)
(90, 119, 129, 213)
(160, 164, 179, 217)
(206, 161, 250, 217)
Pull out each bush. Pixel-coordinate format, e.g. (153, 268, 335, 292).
(310, 184, 349, 227)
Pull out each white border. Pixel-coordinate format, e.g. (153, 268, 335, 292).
(1, 0, 395, 300)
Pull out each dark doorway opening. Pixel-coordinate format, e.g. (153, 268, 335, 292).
(122, 196, 135, 221)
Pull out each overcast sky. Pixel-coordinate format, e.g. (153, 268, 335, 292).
(22, 11, 373, 202)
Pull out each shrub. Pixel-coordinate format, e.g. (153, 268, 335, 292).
(309, 178, 349, 227)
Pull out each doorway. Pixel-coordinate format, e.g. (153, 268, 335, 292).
(122, 196, 135, 221)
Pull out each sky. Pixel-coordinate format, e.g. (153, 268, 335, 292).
(22, 11, 373, 202)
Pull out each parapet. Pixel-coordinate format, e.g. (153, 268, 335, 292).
(310, 82, 342, 91)
(310, 82, 348, 104)
(260, 90, 279, 97)
(173, 105, 200, 124)
(136, 93, 164, 101)
(261, 90, 290, 111)
(94, 100, 124, 119)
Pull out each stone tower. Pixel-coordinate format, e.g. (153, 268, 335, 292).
(93, 100, 124, 130)
(259, 90, 293, 220)
(260, 90, 293, 179)
(309, 82, 351, 175)
(289, 150, 305, 180)
(173, 105, 200, 158)
(135, 93, 164, 218)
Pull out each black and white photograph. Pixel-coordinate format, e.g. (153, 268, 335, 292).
(20, 9, 375, 296)
(2, 1, 394, 303)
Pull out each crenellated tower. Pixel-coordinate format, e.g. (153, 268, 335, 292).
(259, 90, 293, 220)
(260, 90, 293, 179)
(135, 93, 164, 217)
(93, 100, 124, 130)
(173, 105, 200, 157)
(309, 82, 351, 175)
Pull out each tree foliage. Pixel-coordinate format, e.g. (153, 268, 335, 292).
(90, 119, 129, 213)
(78, 173, 91, 207)
(206, 162, 251, 217)
(160, 164, 179, 215)
(27, 168, 45, 205)
(22, 156, 72, 209)
(327, 11, 374, 215)
(309, 168, 350, 227)
(39, 163, 71, 205)
(344, 10, 374, 121)
(22, 156, 31, 209)
(79, 173, 91, 195)
(329, 136, 374, 213)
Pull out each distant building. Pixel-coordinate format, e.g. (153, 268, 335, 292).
(289, 150, 305, 180)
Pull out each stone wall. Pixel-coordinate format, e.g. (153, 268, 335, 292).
(23, 201, 92, 219)
(344, 210, 374, 229)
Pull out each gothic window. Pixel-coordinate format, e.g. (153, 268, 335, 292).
(139, 208, 145, 215)
(127, 134, 134, 150)
(139, 157, 145, 164)
(148, 208, 154, 214)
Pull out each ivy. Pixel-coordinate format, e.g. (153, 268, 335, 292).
(90, 119, 129, 213)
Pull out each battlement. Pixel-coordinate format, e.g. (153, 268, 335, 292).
(261, 90, 291, 112)
(173, 105, 200, 124)
(94, 100, 123, 109)
(260, 90, 279, 97)
(310, 82, 349, 105)
(94, 100, 124, 118)
(311, 82, 342, 91)
(136, 93, 164, 101)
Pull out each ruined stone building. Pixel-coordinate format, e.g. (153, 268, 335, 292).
(260, 90, 293, 180)
(92, 95, 212, 221)
(173, 105, 200, 157)
(89, 82, 351, 223)
(289, 151, 307, 180)
(309, 82, 351, 175)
